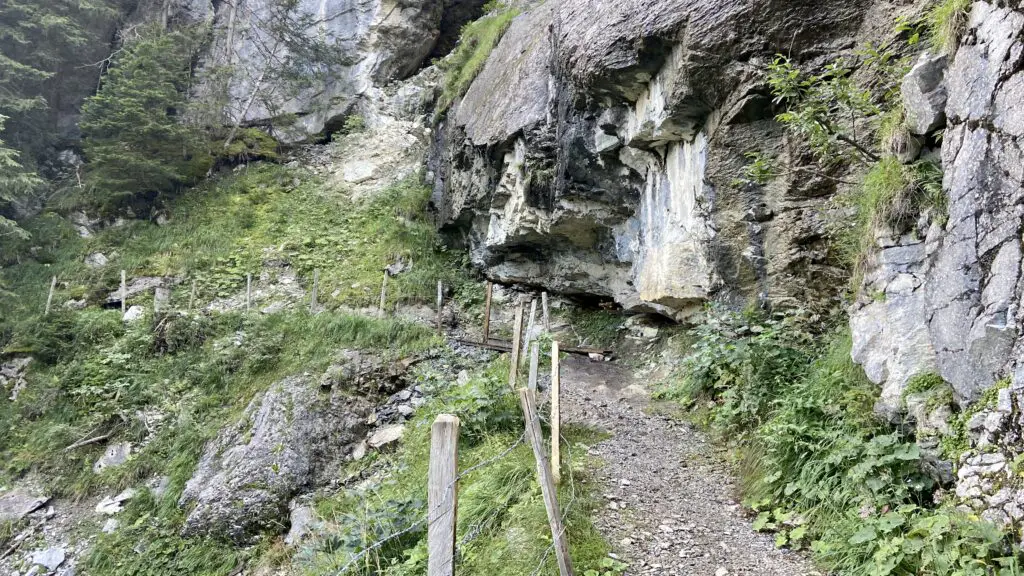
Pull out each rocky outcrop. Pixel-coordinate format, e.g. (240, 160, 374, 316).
(430, 0, 878, 319)
(180, 362, 371, 541)
(850, 1, 1024, 413)
(148, 0, 480, 141)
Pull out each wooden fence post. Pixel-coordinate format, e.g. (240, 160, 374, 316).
(120, 270, 127, 315)
(508, 303, 524, 390)
(379, 272, 389, 316)
(551, 340, 561, 485)
(481, 281, 493, 344)
(521, 299, 537, 367)
(428, 414, 460, 576)
(519, 389, 575, 576)
(310, 269, 319, 313)
(436, 280, 444, 336)
(528, 341, 540, 400)
(542, 291, 550, 332)
(188, 280, 197, 312)
(246, 273, 252, 312)
(44, 276, 57, 316)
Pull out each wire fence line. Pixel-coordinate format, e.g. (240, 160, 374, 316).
(330, 432, 528, 576)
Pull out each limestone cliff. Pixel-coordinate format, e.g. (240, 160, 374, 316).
(428, 0, 896, 320)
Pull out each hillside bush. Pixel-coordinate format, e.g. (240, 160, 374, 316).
(662, 307, 1022, 574)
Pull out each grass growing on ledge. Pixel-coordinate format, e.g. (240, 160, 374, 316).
(435, 3, 520, 115)
(927, 0, 972, 55)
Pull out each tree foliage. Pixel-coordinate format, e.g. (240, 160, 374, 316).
(0, 116, 40, 238)
(80, 26, 209, 208)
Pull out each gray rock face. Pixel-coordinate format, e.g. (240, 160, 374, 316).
(180, 367, 373, 541)
(851, 1, 1024, 412)
(431, 0, 873, 319)
(0, 489, 48, 522)
(164, 0, 453, 141)
(93, 442, 132, 473)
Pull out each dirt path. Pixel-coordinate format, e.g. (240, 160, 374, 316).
(560, 356, 817, 576)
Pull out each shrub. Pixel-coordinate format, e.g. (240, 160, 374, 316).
(928, 0, 972, 55)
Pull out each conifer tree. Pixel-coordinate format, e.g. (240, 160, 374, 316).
(80, 27, 208, 207)
(0, 116, 39, 239)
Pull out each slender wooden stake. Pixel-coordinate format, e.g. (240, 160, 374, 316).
(427, 414, 460, 576)
(379, 272, 389, 316)
(120, 270, 127, 315)
(522, 299, 537, 367)
(542, 292, 551, 332)
(189, 280, 197, 312)
(436, 280, 444, 336)
(246, 273, 252, 312)
(528, 341, 540, 400)
(310, 269, 320, 313)
(519, 389, 575, 576)
(44, 276, 57, 316)
(508, 303, 524, 390)
(551, 340, 561, 485)
(482, 281, 493, 344)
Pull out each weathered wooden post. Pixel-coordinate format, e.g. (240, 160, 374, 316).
(120, 270, 127, 316)
(188, 280, 197, 312)
(436, 280, 444, 336)
(428, 414, 460, 576)
(310, 269, 319, 313)
(521, 299, 537, 368)
(528, 341, 540, 400)
(519, 389, 575, 576)
(542, 291, 550, 332)
(379, 272, 389, 316)
(44, 276, 57, 316)
(551, 340, 561, 485)
(509, 303, 524, 390)
(482, 281, 493, 344)
(246, 273, 252, 312)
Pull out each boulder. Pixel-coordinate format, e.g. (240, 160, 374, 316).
(180, 367, 373, 541)
(29, 547, 65, 571)
(84, 252, 108, 268)
(0, 489, 48, 522)
(901, 53, 948, 135)
(93, 442, 132, 473)
(367, 424, 405, 450)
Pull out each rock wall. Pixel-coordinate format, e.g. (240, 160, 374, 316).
(851, 1, 1024, 414)
(429, 0, 884, 319)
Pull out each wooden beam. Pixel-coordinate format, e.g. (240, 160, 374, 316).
(522, 299, 537, 366)
(528, 341, 540, 399)
(456, 338, 611, 357)
(519, 389, 575, 576)
(427, 414, 460, 576)
(542, 291, 550, 332)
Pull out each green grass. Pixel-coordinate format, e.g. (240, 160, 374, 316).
(436, 4, 520, 115)
(928, 0, 971, 55)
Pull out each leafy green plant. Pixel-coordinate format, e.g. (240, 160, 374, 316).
(584, 557, 629, 576)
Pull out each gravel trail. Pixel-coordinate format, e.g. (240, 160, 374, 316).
(560, 355, 818, 576)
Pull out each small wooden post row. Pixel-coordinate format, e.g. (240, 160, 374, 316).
(120, 270, 127, 315)
(481, 281, 493, 344)
(427, 414, 460, 576)
(44, 275, 57, 316)
(519, 388, 575, 576)
(527, 341, 540, 399)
